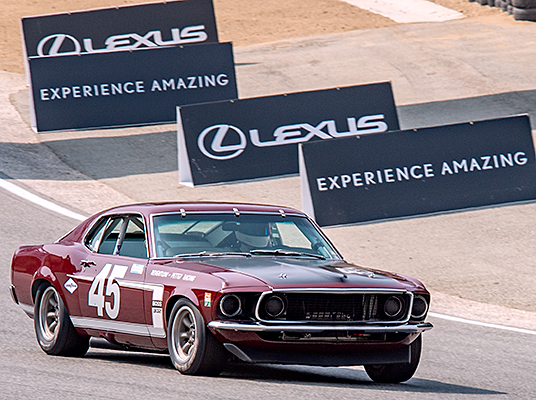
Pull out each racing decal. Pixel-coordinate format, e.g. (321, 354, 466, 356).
(204, 292, 212, 307)
(67, 267, 166, 338)
(117, 281, 165, 338)
(151, 269, 196, 282)
(88, 263, 128, 319)
(70, 317, 153, 337)
(64, 278, 78, 294)
(130, 263, 145, 275)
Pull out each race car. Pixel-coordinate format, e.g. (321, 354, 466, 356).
(10, 202, 432, 383)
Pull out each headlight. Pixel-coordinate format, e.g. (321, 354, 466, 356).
(384, 296, 404, 318)
(411, 295, 429, 319)
(219, 294, 242, 317)
(264, 295, 286, 318)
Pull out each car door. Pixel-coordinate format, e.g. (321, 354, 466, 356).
(70, 214, 155, 347)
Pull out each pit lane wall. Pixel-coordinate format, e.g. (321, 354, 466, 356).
(300, 114, 536, 227)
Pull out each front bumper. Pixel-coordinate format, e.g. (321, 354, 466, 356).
(208, 320, 433, 334)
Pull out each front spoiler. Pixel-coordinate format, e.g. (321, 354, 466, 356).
(208, 320, 433, 333)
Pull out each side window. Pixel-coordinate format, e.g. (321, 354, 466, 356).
(85, 217, 108, 252)
(98, 217, 124, 255)
(118, 217, 148, 259)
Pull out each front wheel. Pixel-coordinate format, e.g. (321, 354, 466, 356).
(34, 283, 89, 356)
(364, 334, 422, 383)
(167, 299, 228, 376)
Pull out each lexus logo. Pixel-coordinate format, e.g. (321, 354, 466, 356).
(197, 125, 247, 160)
(196, 115, 388, 161)
(37, 34, 81, 57)
(34, 26, 208, 57)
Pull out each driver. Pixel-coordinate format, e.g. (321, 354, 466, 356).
(235, 222, 272, 251)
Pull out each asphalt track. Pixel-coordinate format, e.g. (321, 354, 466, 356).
(3, 5, 536, 399)
(1, 189, 535, 399)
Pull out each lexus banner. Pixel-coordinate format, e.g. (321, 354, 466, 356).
(22, 0, 222, 131)
(22, 0, 218, 60)
(177, 83, 399, 186)
(30, 43, 237, 131)
(300, 115, 536, 227)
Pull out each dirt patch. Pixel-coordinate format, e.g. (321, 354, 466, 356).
(1, 0, 505, 74)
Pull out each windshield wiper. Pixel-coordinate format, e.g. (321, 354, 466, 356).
(174, 251, 251, 258)
(249, 249, 325, 260)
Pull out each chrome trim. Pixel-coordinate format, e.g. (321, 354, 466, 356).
(208, 320, 434, 333)
(9, 285, 18, 304)
(255, 289, 414, 325)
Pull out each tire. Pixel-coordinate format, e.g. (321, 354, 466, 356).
(512, 6, 536, 18)
(511, 0, 536, 8)
(364, 334, 422, 383)
(34, 283, 89, 356)
(167, 299, 228, 376)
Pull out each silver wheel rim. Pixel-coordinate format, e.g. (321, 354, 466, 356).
(171, 306, 198, 363)
(39, 287, 60, 342)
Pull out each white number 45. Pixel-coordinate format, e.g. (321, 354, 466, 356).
(88, 263, 128, 319)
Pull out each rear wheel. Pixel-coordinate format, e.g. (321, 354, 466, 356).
(34, 283, 89, 356)
(364, 334, 422, 383)
(167, 299, 228, 376)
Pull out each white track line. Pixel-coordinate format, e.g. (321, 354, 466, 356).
(0, 177, 86, 221)
(343, 0, 464, 23)
(429, 312, 536, 336)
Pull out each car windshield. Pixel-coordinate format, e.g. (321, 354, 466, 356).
(151, 213, 341, 260)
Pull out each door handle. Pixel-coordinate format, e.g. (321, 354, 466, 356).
(80, 260, 96, 268)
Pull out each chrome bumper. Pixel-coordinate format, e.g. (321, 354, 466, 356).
(208, 320, 433, 333)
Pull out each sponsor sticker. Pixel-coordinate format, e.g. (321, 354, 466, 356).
(150, 269, 170, 278)
(64, 278, 78, 294)
(130, 263, 145, 274)
(204, 292, 212, 307)
(183, 274, 196, 282)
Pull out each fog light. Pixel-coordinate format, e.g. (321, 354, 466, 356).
(384, 296, 403, 318)
(265, 295, 285, 318)
(220, 294, 242, 317)
(411, 295, 428, 319)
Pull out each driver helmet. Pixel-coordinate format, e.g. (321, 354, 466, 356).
(235, 222, 271, 248)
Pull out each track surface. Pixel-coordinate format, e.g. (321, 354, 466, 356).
(2, 189, 536, 399)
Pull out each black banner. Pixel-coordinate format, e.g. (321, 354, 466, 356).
(178, 83, 399, 185)
(300, 115, 536, 226)
(22, 0, 218, 59)
(30, 43, 237, 131)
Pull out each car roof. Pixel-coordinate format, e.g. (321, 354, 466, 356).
(98, 202, 305, 217)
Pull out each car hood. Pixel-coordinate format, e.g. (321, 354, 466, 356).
(197, 256, 421, 290)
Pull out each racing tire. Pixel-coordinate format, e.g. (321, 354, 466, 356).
(34, 283, 89, 357)
(364, 334, 422, 383)
(168, 299, 228, 376)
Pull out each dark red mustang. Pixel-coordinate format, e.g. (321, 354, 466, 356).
(10, 202, 432, 383)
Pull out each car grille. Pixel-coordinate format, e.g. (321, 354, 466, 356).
(258, 292, 411, 323)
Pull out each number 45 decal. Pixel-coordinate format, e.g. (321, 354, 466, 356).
(88, 263, 128, 319)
